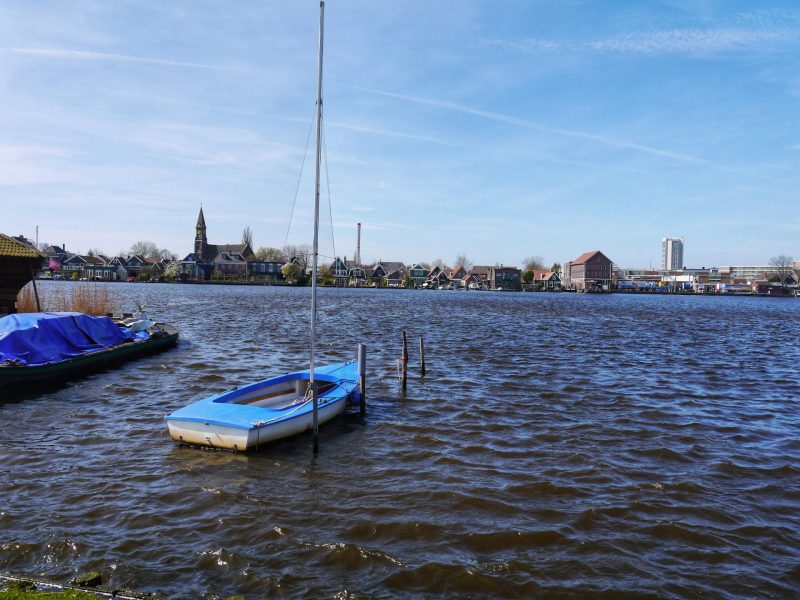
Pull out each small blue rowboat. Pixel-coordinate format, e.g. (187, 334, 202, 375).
(166, 361, 360, 451)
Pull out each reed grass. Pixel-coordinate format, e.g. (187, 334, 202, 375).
(15, 284, 40, 313)
(16, 282, 120, 316)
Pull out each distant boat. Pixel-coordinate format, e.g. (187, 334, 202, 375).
(166, 1, 362, 451)
(0, 311, 178, 388)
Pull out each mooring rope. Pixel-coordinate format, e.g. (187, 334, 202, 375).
(371, 364, 402, 386)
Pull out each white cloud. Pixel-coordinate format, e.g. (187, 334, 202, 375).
(0, 47, 228, 69)
(480, 27, 797, 57)
(590, 28, 795, 55)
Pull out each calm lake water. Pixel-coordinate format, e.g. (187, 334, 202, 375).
(2, 283, 799, 598)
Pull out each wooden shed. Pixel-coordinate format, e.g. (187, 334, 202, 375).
(0, 234, 45, 315)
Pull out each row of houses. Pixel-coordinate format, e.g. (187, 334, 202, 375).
(40, 245, 175, 281)
(185, 208, 542, 289)
(39, 246, 287, 283)
(327, 258, 535, 290)
(28, 213, 796, 294)
(32, 231, 598, 291)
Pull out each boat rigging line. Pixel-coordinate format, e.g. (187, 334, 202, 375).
(283, 106, 316, 250)
(322, 117, 336, 259)
(283, 100, 338, 261)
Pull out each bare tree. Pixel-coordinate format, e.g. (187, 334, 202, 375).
(455, 252, 473, 271)
(769, 255, 795, 287)
(130, 241, 160, 258)
(86, 248, 106, 258)
(523, 255, 545, 272)
(242, 226, 254, 248)
(256, 246, 285, 262)
(283, 244, 312, 270)
(430, 258, 446, 269)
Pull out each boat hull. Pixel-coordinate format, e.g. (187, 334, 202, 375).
(167, 394, 348, 450)
(0, 324, 178, 389)
(166, 361, 359, 451)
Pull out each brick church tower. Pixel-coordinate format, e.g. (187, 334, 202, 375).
(194, 207, 208, 261)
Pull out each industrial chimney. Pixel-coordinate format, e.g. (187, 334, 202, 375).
(355, 222, 361, 266)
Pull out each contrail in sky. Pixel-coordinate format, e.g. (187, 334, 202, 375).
(346, 84, 717, 167)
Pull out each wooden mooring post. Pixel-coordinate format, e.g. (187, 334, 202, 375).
(419, 336, 426, 376)
(401, 330, 408, 390)
(358, 343, 367, 422)
(29, 263, 41, 312)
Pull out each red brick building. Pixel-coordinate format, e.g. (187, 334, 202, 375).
(563, 251, 614, 291)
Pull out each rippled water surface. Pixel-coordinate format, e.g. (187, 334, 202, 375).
(2, 283, 799, 598)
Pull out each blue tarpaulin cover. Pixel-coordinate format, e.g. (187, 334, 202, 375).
(0, 312, 139, 366)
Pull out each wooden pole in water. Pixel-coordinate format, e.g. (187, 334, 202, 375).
(29, 263, 41, 313)
(401, 330, 408, 390)
(358, 343, 366, 423)
(419, 336, 426, 376)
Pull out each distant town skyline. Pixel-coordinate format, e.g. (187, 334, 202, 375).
(1, 1, 798, 267)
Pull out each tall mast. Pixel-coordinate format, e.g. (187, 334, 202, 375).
(310, 0, 324, 452)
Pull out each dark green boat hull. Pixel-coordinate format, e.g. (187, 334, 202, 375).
(0, 324, 178, 388)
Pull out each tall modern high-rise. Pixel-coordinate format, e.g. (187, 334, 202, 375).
(661, 237, 684, 271)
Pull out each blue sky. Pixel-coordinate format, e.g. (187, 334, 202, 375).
(1, 0, 798, 268)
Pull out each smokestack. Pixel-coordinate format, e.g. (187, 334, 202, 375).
(356, 222, 361, 266)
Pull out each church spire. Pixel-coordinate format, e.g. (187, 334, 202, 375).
(196, 206, 206, 229)
(195, 206, 208, 261)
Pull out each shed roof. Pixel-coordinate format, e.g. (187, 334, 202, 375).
(0, 234, 44, 258)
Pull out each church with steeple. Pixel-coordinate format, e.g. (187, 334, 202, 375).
(194, 206, 209, 262)
(181, 207, 256, 280)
